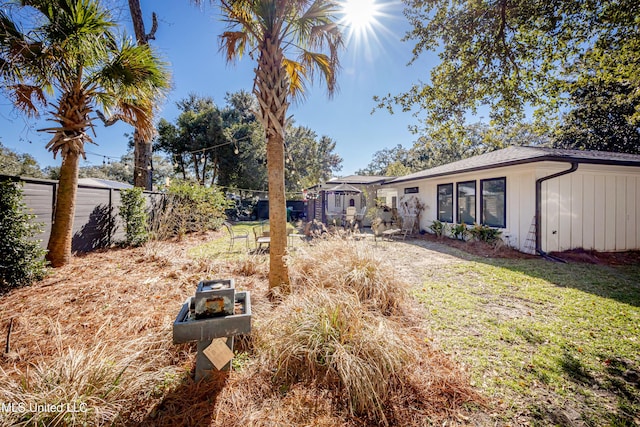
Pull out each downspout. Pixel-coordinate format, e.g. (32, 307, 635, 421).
(535, 162, 579, 261)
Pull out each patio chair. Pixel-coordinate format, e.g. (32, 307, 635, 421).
(253, 222, 271, 252)
(344, 206, 357, 229)
(355, 206, 367, 227)
(400, 215, 416, 240)
(222, 221, 249, 252)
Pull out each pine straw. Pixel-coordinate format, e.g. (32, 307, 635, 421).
(0, 230, 483, 426)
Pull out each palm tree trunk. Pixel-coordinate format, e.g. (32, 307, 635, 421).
(256, 35, 290, 291)
(46, 150, 80, 267)
(133, 129, 153, 189)
(128, 0, 157, 191)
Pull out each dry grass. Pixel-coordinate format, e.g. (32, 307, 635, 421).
(289, 238, 409, 315)
(0, 230, 481, 426)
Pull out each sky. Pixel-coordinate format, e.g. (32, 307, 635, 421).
(0, 0, 436, 177)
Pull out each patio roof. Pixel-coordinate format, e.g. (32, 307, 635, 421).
(325, 182, 362, 193)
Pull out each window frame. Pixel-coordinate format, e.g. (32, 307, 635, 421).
(437, 183, 454, 223)
(480, 177, 507, 228)
(404, 186, 419, 194)
(456, 180, 477, 225)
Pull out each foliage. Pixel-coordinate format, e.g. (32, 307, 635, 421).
(0, 142, 44, 178)
(150, 180, 230, 239)
(379, 0, 640, 127)
(284, 123, 342, 191)
(0, 180, 47, 292)
(429, 219, 447, 237)
(450, 223, 467, 241)
(356, 144, 411, 176)
(554, 81, 640, 154)
(156, 94, 229, 185)
(156, 92, 343, 194)
(119, 187, 149, 247)
(468, 223, 502, 245)
(0, 0, 170, 267)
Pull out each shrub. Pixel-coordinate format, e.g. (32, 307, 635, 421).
(468, 223, 503, 244)
(0, 180, 47, 292)
(451, 222, 468, 240)
(150, 181, 231, 239)
(119, 187, 149, 247)
(429, 219, 447, 237)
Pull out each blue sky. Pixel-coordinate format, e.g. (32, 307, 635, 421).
(0, 0, 435, 177)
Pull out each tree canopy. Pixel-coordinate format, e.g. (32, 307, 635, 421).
(376, 0, 640, 133)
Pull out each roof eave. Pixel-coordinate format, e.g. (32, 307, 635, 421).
(384, 155, 640, 186)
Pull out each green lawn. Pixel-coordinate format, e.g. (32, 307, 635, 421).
(414, 257, 640, 425)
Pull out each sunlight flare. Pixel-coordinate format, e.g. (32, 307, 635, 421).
(340, 0, 380, 33)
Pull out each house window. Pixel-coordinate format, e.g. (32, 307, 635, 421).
(457, 181, 476, 224)
(437, 183, 453, 223)
(404, 187, 419, 194)
(481, 177, 506, 228)
(334, 194, 341, 208)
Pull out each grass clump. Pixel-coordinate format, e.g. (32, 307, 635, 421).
(289, 239, 408, 314)
(255, 288, 414, 423)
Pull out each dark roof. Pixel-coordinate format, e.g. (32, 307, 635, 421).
(386, 146, 640, 185)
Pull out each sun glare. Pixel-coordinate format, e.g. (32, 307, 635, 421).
(340, 0, 380, 40)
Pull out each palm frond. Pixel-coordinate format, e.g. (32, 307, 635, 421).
(282, 57, 307, 99)
(220, 30, 249, 62)
(7, 83, 47, 116)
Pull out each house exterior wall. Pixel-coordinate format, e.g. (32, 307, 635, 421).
(540, 164, 640, 253)
(389, 161, 640, 254)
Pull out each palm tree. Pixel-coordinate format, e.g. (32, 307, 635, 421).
(0, 0, 170, 267)
(201, 0, 342, 291)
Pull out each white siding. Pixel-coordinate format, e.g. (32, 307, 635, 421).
(395, 166, 538, 253)
(540, 164, 640, 252)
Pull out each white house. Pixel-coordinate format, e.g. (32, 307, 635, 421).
(382, 146, 640, 255)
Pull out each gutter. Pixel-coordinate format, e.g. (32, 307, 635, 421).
(535, 162, 579, 262)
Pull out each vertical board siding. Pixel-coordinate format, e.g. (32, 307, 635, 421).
(593, 176, 606, 250)
(631, 177, 639, 249)
(570, 174, 583, 250)
(21, 181, 55, 245)
(542, 167, 640, 253)
(615, 176, 627, 250)
(3, 177, 163, 254)
(582, 174, 595, 250)
(558, 175, 572, 251)
(605, 175, 617, 251)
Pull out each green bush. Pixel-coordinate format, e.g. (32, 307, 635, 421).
(429, 219, 447, 237)
(468, 223, 503, 244)
(119, 187, 149, 247)
(0, 180, 47, 292)
(451, 222, 468, 240)
(150, 181, 231, 239)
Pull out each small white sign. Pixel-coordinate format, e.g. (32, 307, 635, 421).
(202, 338, 234, 370)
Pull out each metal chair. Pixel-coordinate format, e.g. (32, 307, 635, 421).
(222, 221, 249, 252)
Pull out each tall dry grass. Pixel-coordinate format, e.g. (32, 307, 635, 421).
(289, 238, 408, 315)
(255, 288, 416, 423)
(0, 320, 189, 426)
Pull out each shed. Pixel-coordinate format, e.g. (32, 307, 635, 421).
(382, 146, 640, 254)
